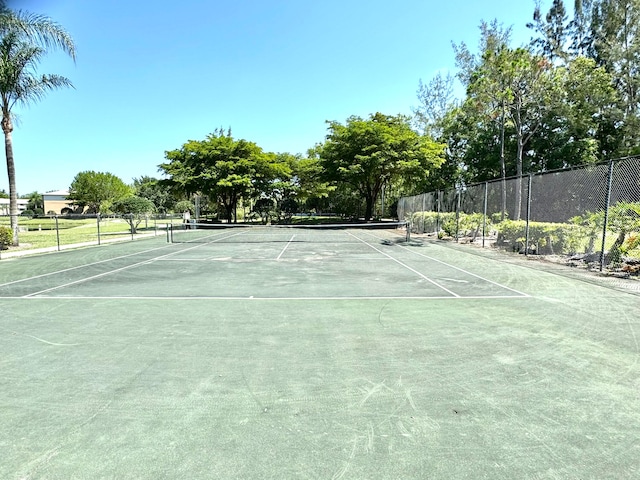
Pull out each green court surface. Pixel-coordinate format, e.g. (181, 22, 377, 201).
(1, 226, 639, 479)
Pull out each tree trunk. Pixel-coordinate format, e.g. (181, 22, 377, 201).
(2, 115, 18, 245)
(225, 203, 233, 223)
(364, 197, 373, 221)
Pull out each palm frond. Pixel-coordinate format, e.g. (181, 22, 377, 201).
(0, 25, 73, 113)
(0, 10, 76, 61)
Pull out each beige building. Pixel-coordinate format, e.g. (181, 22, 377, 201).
(43, 190, 72, 215)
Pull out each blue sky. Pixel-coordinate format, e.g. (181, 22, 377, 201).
(4, 0, 538, 195)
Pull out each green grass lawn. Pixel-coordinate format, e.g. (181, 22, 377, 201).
(1, 217, 165, 251)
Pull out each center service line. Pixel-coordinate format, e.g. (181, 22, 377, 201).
(346, 231, 460, 298)
(276, 235, 296, 261)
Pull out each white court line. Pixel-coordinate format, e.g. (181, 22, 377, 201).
(13, 229, 253, 297)
(20, 240, 224, 298)
(7, 295, 530, 301)
(346, 231, 460, 298)
(397, 243, 530, 297)
(0, 243, 173, 289)
(355, 229, 530, 298)
(276, 235, 296, 261)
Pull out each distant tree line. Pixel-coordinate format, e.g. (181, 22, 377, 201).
(158, 118, 445, 222)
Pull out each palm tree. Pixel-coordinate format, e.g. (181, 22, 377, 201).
(0, 7, 75, 245)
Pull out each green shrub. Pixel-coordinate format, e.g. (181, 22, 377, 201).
(409, 211, 458, 235)
(440, 213, 458, 237)
(570, 211, 603, 253)
(622, 234, 640, 255)
(457, 212, 489, 239)
(410, 211, 490, 239)
(174, 200, 194, 214)
(410, 211, 441, 233)
(0, 225, 11, 249)
(496, 220, 584, 254)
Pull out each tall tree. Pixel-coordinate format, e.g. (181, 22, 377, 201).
(468, 46, 555, 219)
(0, 7, 75, 245)
(68, 171, 132, 214)
(590, 0, 640, 153)
(160, 129, 288, 222)
(319, 113, 445, 221)
(413, 72, 457, 139)
(454, 21, 514, 216)
(453, 20, 513, 90)
(528, 56, 621, 168)
(528, 0, 571, 63)
(569, 0, 595, 56)
(133, 176, 177, 214)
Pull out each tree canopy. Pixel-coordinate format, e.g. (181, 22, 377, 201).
(67, 171, 132, 214)
(160, 129, 290, 222)
(133, 176, 177, 214)
(319, 113, 445, 220)
(112, 196, 155, 233)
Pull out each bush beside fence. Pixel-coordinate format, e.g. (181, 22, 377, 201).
(398, 157, 640, 272)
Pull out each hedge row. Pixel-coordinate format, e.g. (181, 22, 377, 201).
(409, 211, 639, 256)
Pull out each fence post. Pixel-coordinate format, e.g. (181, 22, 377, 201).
(436, 190, 441, 236)
(455, 190, 461, 242)
(482, 182, 488, 248)
(55, 216, 61, 251)
(599, 160, 615, 271)
(421, 194, 426, 234)
(525, 174, 532, 256)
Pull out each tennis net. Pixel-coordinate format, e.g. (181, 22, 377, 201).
(167, 221, 410, 244)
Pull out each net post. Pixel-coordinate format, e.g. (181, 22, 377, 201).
(167, 223, 172, 243)
(405, 221, 411, 242)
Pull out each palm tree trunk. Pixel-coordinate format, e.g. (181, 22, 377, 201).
(2, 116, 18, 245)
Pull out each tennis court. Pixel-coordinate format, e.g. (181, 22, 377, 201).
(1, 224, 639, 479)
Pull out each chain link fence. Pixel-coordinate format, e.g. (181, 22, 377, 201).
(398, 156, 640, 273)
(0, 214, 184, 259)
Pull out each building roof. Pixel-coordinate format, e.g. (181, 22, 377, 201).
(43, 190, 69, 197)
